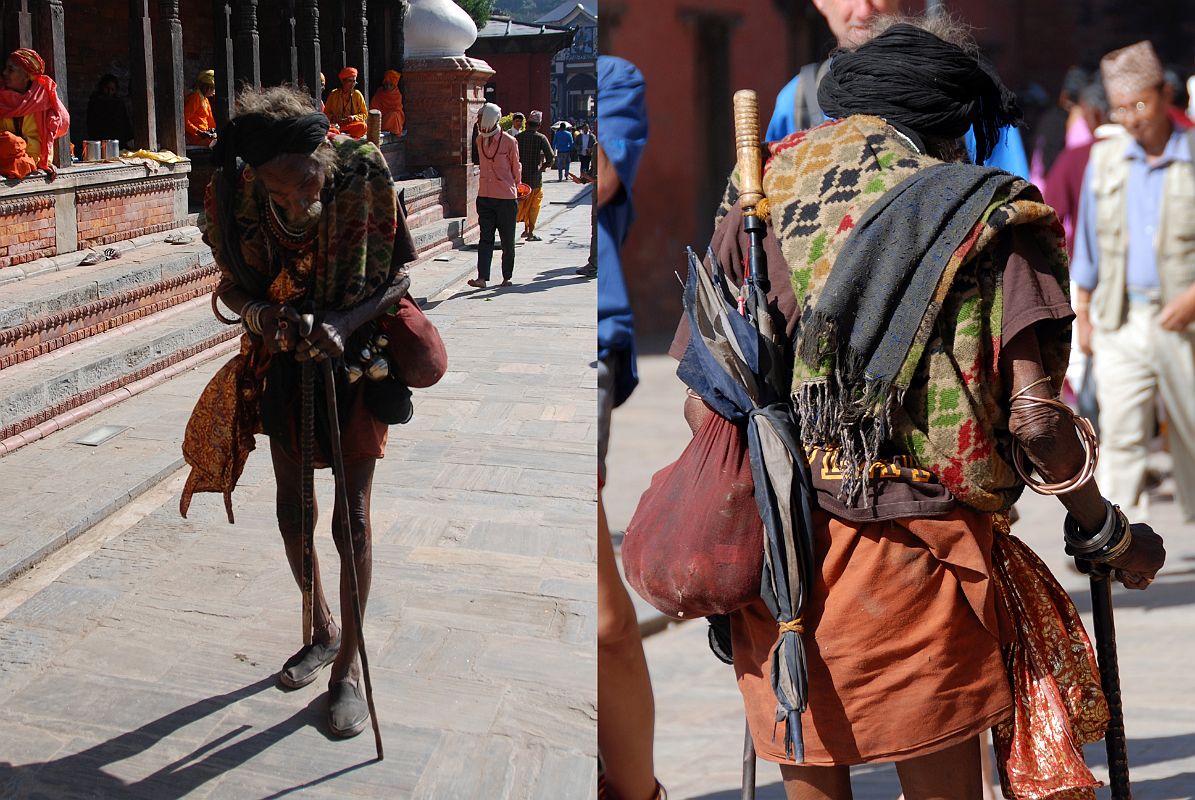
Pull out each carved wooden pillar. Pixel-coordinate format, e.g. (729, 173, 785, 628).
(331, 1, 347, 75)
(346, 0, 368, 93)
(129, 0, 158, 152)
(282, 0, 299, 86)
(233, 0, 261, 89)
(156, 0, 186, 155)
(34, 0, 68, 168)
(297, 0, 321, 109)
(17, 0, 33, 48)
(212, 0, 235, 125)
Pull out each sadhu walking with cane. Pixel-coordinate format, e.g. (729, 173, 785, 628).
(666, 14, 1165, 798)
(179, 86, 419, 747)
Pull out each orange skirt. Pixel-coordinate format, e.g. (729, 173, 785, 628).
(732, 507, 1013, 765)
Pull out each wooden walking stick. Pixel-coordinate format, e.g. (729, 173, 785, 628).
(299, 315, 316, 648)
(1089, 565, 1132, 798)
(741, 722, 757, 800)
(319, 357, 384, 760)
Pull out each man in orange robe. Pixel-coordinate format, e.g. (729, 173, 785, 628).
(369, 69, 404, 137)
(325, 67, 368, 138)
(185, 69, 217, 147)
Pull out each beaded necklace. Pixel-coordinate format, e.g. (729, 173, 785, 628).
(265, 197, 319, 252)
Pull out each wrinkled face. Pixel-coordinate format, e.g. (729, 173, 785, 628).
(2, 59, 30, 92)
(340, 77, 356, 93)
(202, 82, 215, 97)
(255, 151, 327, 228)
(1108, 83, 1172, 150)
(810, 0, 896, 46)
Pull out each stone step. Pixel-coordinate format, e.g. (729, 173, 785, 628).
(410, 215, 470, 259)
(0, 297, 236, 441)
(0, 232, 215, 370)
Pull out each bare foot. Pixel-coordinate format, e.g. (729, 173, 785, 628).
(467, 278, 487, 289)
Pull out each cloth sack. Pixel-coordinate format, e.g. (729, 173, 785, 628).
(622, 411, 764, 619)
(377, 293, 447, 389)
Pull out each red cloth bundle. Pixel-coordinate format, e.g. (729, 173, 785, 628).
(378, 294, 447, 388)
(622, 411, 763, 619)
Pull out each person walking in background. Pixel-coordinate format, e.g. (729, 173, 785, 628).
(468, 103, 520, 290)
(552, 121, 574, 180)
(510, 111, 525, 135)
(1072, 40, 1195, 522)
(576, 122, 596, 176)
(185, 69, 218, 147)
(596, 55, 663, 800)
(516, 109, 555, 242)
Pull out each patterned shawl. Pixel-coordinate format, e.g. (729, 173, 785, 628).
(180, 137, 398, 521)
(763, 115, 1070, 511)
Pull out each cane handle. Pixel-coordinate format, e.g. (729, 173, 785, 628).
(734, 89, 764, 210)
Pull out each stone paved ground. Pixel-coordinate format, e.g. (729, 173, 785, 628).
(0, 180, 598, 799)
(606, 354, 1195, 800)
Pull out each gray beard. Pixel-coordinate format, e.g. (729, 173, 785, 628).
(283, 199, 323, 229)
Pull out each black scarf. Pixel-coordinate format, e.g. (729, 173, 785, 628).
(817, 24, 1021, 165)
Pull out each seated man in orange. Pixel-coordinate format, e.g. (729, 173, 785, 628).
(185, 69, 217, 147)
(0, 47, 69, 178)
(369, 70, 404, 136)
(325, 67, 368, 138)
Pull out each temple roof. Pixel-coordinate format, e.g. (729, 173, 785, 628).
(533, 1, 597, 26)
(471, 16, 576, 55)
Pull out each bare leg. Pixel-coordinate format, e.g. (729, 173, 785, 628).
(271, 441, 338, 644)
(779, 764, 853, 800)
(328, 457, 376, 684)
(893, 736, 984, 800)
(597, 493, 657, 800)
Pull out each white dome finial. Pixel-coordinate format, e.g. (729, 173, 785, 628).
(405, 0, 478, 59)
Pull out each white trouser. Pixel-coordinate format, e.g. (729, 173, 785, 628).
(1093, 301, 1195, 521)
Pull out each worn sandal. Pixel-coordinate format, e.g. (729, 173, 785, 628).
(278, 635, 341, 689)
(328, 678, 370, 738)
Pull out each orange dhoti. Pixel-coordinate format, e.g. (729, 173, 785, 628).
(732, 507, 1013, 766)
(517, 187, 544, 228)
(338, 120, 368, 138)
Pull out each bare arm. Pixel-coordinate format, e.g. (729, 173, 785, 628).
(1001, 326, 1164, 588)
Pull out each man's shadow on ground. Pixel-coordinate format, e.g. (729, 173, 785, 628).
(0, 676, 371, 799)
(428, 266, 593, 308)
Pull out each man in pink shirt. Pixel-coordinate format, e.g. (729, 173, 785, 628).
(469, 102, 522, 289)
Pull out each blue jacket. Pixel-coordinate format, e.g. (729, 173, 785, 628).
(553, 128, 575, 153)
(597, 56, 648, 407)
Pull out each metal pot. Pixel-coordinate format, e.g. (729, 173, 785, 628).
(82, 140, 103, 162)
(102, 139, 121, 160)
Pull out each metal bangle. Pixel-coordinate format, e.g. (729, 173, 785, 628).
(1010, 378, 1099, 495)
(1064, 498, 1118, 554)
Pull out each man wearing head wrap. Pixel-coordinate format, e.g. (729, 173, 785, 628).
(185, 69, 218, 147)
(368, 69, 404, 137)
(467, 102, 520, 289)
(514, 109, 555, 241)
(763, 0, 1029, 178)
(325, 67, 368, 138)
(1071, 40, 1195, 523)
(594, 55, 664, 800)
(0, 47, 69, 177)
(670, 16, 1164, 798)
(180, 85, 417, 739)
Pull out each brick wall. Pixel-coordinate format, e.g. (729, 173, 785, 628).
(76, 177, 185, 249)
(0, 196, 56, 268)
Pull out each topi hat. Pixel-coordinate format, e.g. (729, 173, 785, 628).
(1100, 41, 1164, 98)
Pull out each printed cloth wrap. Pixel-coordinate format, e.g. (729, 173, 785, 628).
(760, 115, 1071, 512)
(180, 137, 398, 521)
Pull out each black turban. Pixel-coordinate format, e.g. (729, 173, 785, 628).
(817, 24, 1022, 166)
(213, 112, 330, 175)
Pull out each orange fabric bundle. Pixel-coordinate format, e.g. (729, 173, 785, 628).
(0, 131, 36, 179)
(990, 524, 1109, 800)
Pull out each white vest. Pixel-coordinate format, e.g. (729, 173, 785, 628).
(1087, 131, 1195, 331)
